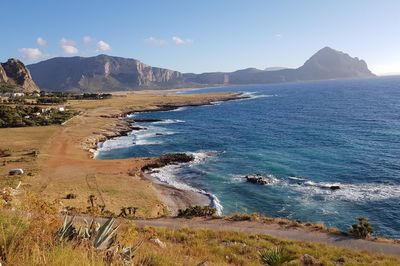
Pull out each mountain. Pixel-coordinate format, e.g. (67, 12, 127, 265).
(27, 47, 375, 92)
(0, 59, 40, 93)
(184, 47, 375, 85)
(264, 67, 287, 71)
(28, 54, 183, 92)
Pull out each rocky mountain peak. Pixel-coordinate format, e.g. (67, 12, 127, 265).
(299, 47, 374, 79)
(1, 58, 40, 93)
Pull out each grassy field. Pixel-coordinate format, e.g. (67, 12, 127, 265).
(1, 207, 399, 266)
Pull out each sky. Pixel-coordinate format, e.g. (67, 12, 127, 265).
(2, 1, 400, 75)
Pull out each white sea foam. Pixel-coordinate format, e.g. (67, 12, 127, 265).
(288, 176, 307, 181)
(170, 106, 188, 112)
(210, 100, 223, 105)
(235, 91, 276, 101)
(286, 179, 400, 202)
(152, 119, 185, 124)
(96, 124, 173, 153)
(97, 135, 134, 152)
(147, 151, 223, 215)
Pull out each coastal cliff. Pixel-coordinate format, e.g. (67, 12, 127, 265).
(28, 54, 183, 92)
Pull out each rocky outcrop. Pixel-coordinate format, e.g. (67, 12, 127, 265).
(0, 65, 9, 83)
(141, 153, 194, 171)
(0, 59, 40, 93)
(245, 174, 277, 185)
(28, 54, 183, 92)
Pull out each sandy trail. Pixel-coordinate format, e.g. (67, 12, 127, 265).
(132, 217, 400, 258)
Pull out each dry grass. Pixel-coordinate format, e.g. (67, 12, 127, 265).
(0, 92, 242, 218)
(1, 199, 399, 266)
(2, 210, 393, 266)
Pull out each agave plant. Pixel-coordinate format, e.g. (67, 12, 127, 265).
(57, 216, 142, 264)
(259, 246, 293, 266)
(57, 216, 76, 241)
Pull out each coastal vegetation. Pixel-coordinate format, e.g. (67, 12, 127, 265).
(0, 104, 77, 128)
(349, 217, 374, 239)
(0, 199, 399, 265)
(177, 206, 217, 218)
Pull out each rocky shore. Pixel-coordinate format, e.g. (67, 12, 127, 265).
(84, 92, 247, 213)
(83, 92, 247, 158)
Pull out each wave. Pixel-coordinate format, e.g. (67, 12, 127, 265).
(170, 107, 188, 112)
(152, 119, 185, 124)
(284, 177, 400, 202)
(147, 151, 223, 215)
(288, 176, 307, 181)
(233, 91, 277, 101)
(97, 135, 134, 152)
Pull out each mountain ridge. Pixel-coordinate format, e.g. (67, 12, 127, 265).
(27, 47, 375, 92)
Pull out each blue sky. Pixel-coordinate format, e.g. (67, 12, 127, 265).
(2, 1, 400, 75)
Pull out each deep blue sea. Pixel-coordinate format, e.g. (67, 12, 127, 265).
(97, 77, 400, 238)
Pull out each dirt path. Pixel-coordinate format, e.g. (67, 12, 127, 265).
(130, 217, 400, 258)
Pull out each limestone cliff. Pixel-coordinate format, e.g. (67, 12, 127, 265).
(28, 54, 183, 92)
(0, 59, 40, 93)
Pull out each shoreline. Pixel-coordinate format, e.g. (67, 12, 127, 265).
(91, 92, 248, 214)
(85, 91, 247, 158)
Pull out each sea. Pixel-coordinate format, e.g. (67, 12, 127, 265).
(96, 76, 400, 238)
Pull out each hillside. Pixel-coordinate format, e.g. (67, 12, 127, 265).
(27, 47, 375, 92)
(28, 54, 183, 92)
(0, 59, 40, 93)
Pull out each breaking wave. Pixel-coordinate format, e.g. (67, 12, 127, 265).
(147, 151, 224, 215)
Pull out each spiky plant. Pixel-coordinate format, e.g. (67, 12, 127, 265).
(259, 246, 293, 266)
(56, 216, 76, 241)
(57, 216, 142, 264)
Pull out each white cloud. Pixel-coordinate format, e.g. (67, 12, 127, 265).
(83, 36, 92, 44)
(172, 36, 193, 45)
(144, 36, 166, 46)
(275, 34, 283, 38)
(60, 38, 78, 54)
(96, 40, 111, 52)
(36, 37, 47, 46)
(60, 37, 75, 46)
(62, 45, 78, 54)
(18, 48, 45, 60)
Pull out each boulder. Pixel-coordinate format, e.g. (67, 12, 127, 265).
(245, 174, 276, 185)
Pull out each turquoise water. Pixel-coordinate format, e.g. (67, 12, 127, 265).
(97, 77, 400, 238)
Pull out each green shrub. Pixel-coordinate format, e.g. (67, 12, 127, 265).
(177, 206, 217, 218)
(348, 217, 373, 239)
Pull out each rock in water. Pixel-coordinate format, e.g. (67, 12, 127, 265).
(245, 174, 276, 185)
(142, 153, 195, 171)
